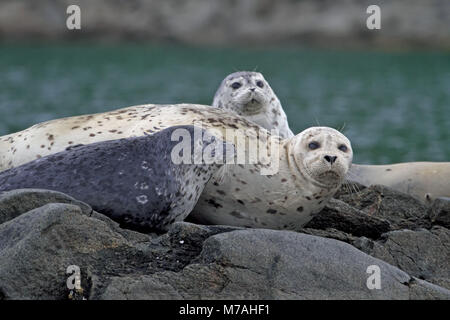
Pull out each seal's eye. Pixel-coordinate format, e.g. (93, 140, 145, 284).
(256, 80, 264, 88)
(308, 142, 320, 150)
(338, 144, 348, 152)
(231, 82, 242, 89)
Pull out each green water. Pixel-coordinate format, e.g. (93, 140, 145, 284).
(0, 43, 449, 164)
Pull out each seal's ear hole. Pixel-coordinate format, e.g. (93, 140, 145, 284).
(231, 82, 242, 89)
(308, 141, 320, 150)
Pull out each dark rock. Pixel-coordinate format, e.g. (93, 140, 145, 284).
(0, 188, 448, 300)
(0, 188, 92, 224)
(354, 227, 450, 289)
(100, 229, 449, 300)
(333, 180, 367, 199)
(0, 203, 129, 299)
(297, 227, 357, 244)
(305, 198, 391, 239)
(408, 278, 450, 300)
(142, 222, 242, 274)
(429, 197, 450, 228)
(337, 185, 431, 229)
(0, 202, 238, 300)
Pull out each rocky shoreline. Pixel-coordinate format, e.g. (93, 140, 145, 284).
(0, 184, 449, 300)
(1, 0, 449, 49)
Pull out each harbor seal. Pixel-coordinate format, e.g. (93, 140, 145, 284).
(190, 126, 353, 229)
(213, 71, 294, 139)
(0, 104, 352, 230)
(0, 125, 233, 232)
(212, 72, 450, 204)
(347, 162, 450, 203)
(0, 104, 254, 171)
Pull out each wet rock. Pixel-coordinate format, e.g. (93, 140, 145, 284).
(0, 188, 92, 224)
(429, 197, 450, 228)
(0, 201, 239, 300)
(0, 188, 448, 300)
(297, 227, 357, 244)
(408, 278, 450, 300)
(337, 185, 431, 230)
(354, 227, 450, 289)
(101, 229, 449, 300)
(0, 203, 130, 299)
(305, 198, 391, 239)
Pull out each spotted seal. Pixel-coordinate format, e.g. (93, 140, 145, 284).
(0, 104, 352, 230)
(190, 125, 353, 228)
(212, 72, 450, 204)
(347, 162, 450, 203)
(0, 125, 233, 232)
(212, 71, 294, 138)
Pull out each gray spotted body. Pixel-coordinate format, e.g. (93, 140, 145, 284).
(213, 71, 294, 139)
(0, 125, 229, 232)
(0, 104, 352, 230)
(191, 127, 352, 229)
(191, 159, 336, 229)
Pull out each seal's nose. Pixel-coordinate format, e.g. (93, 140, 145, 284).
(249, 88, 256, 92)
(324, 155, 337, 164)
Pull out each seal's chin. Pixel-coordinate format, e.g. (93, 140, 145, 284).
(305, 168, 344, 188)
(232, 99, 263, 115)
(234, 92, 267, 115)
(242, 99, 263, 114)
(314, 170, 343, 186)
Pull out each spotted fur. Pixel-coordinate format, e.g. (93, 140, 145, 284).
(0, 104, 352, 230)
(0, 125, 230, 232)
(213, 71, 294, 138)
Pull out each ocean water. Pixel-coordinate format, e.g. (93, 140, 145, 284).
(0, 43, 449, 164)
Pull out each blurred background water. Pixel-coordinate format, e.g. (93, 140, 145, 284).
(0, 0, 449, 165)
(0, 43, 448, 164)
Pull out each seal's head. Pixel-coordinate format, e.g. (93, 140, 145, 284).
(213, 71, 276, 116)
(289, 127, 353, 188)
